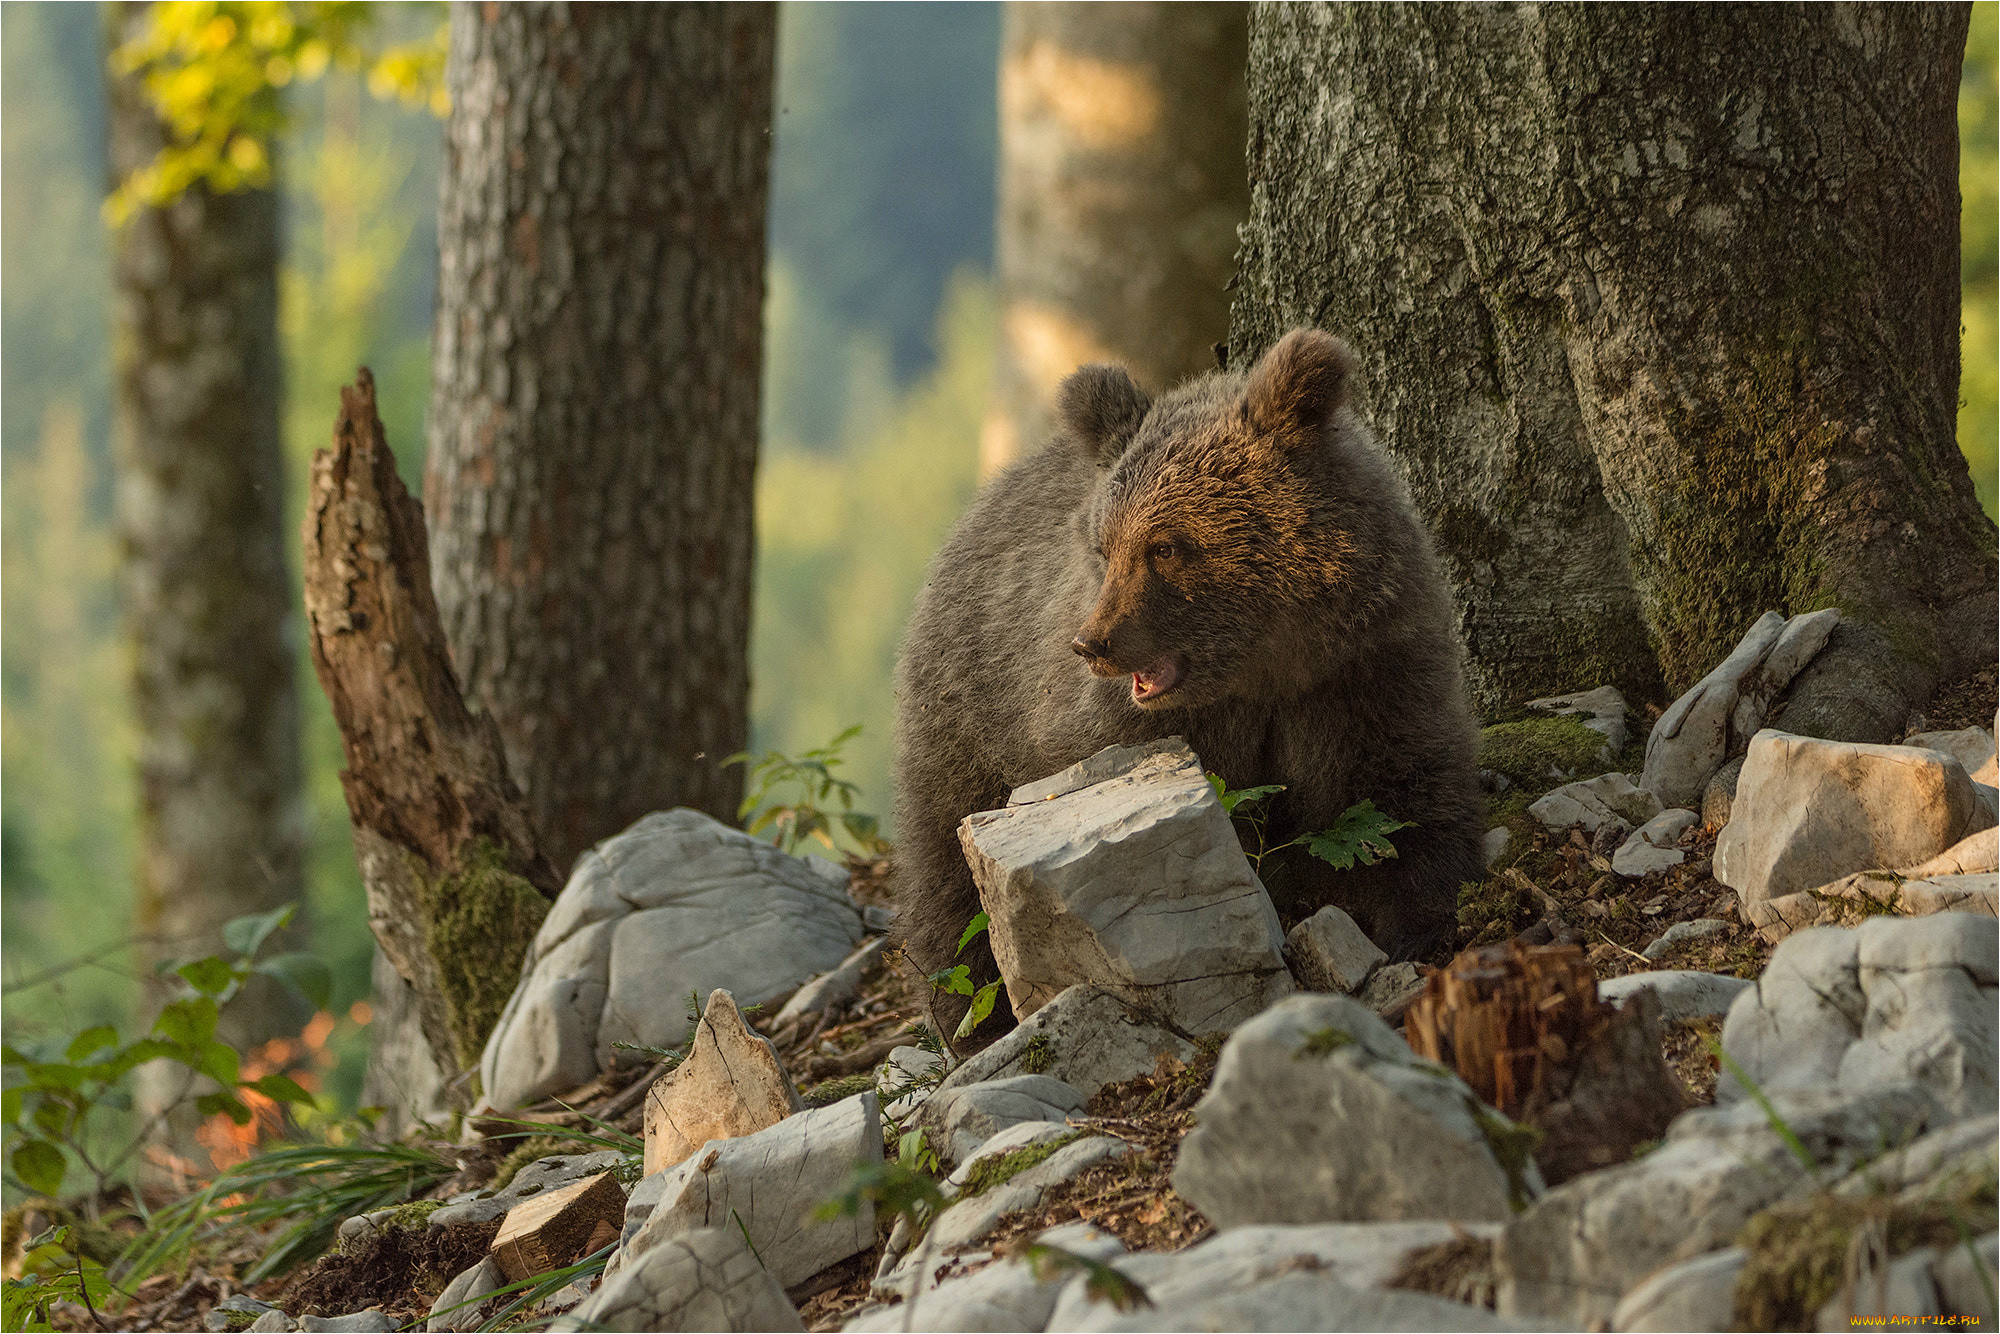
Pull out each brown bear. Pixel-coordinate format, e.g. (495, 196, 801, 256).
(891, 328, 1483, 1037)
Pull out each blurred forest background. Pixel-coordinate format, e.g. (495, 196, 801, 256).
(2, 0, 1994, 1121)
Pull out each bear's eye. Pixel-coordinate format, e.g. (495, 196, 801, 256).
(1150, 541, 1178, 563)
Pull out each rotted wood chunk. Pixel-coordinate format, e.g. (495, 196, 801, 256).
(1405, 941, 1687, 1185)
(490, 1170, 628, 1282)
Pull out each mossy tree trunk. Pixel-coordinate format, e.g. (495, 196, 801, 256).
(303, 372, 559, 1120)
(107, 1, 308, 1154)
(1231, 3, 1996, 735)
(424, 2, 775, 875)
(982, 1, 1249, 474)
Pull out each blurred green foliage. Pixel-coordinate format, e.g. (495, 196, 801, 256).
(1961, 2, 1997, 517)
(105, 0, 444, 223)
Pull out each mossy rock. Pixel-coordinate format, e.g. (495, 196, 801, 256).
(958, 1131, 1089, 1199)
(422, 838, 551, 1070)
(1478, 716, 1614, 793)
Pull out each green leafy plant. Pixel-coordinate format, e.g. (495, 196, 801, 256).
(727, 724, 890, 856)
(928, 911, 1005, 1042)
(2, 904, 327, 1203)
(2, 1224, 114, 1333)
(1207, 774, 1412, 872)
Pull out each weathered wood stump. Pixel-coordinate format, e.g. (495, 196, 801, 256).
(1406, 941, 1689, 1185)
(301, 370, 562, 1108)
(490, 1171, 627, 1282)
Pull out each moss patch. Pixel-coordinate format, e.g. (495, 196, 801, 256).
(1733, 1176, 1999, 1330)
(958, 1131, 1089, 1200)
(1478, 716, 1613, 791)
(1020, 1034, 1056, 1075)
(802, 1073, 875, 1107)
(422, 838, 551, 1070)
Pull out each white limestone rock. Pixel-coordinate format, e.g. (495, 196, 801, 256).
(1612, 809, 1698, 878)
(1641, 610, 1789, 809)
(1495, 1085, 1940, 1328)
(1598, 969, 1751, 1023)
(1609, 1247, 1746, 1333)
(771, 936, 892, 1029)
(1638, 917, 1730, 962)
(426, 1259, 505, 1333)
(959, 739, 1291, 1035)
(930, 985, 1200, 1107)
(1718, 914, 1998, 1120)
(558, 1227, 801, 1333)
(480, 809, 863, 1110)
(1172, 994, 1540, 1228)
(427, 1150, 629, 1230)
(1284, 905, 1387, 994)
(616, 1091, 880, 1290)
(916, 1074, 1088, 1169)
(1527, 772, 1662, 835)
(846, 1222, 1124, 1332)
(1043, 1223, 1541, 1333)
(877, 1044, 946, 1121)
(876, 1123, 1133, 1300)
(1714, 731, 1995, 909)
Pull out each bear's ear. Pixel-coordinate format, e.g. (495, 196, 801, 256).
(1242, 329, 1355, 451)
(1056, 364, 1151, 466)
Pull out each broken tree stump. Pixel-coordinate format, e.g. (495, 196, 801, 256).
(301, 369, 562, 1108)
(490, 1171, 628, 1282)
(1405, 941, 1688, 1185)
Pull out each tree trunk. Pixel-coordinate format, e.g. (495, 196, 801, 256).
(982, 1, 1249, 474)
(106, 1, 308, 1152)
(303, 371, 559, 1119)
(1232, 3, 1996, 734)
(425, 2, 775, 875)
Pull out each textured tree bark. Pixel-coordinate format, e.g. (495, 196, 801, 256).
(982, 1, 1249, 474)
(304, 371, 559, 1112)
(426, 2, 775, 875)
(107, 2, 308, 1146)
(1232, 3, 1996, 732)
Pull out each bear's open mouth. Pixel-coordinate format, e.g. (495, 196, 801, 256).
(1131, 654, 1184, 704)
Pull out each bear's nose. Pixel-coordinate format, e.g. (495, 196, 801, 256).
(1072, 636, 1110, 661)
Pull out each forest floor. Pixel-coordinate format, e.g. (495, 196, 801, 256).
(28, 667, 1998, 1332)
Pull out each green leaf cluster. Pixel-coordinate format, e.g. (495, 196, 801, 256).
(1207, 774, 1412, 872)
(2, 905, 327, 1202)
(929, 911, 1004, 1041)
(728, 724, 889, 857)
(1, 1224, 112, 1333)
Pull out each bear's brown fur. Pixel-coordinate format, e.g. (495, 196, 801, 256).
(892, 329, 1483, 1036)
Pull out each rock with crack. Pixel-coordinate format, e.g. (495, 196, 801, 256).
(875, 1121, 1134, 1300)
(479, 809, 863, 1111)
(958, 739, 1292, 1034)
(930, 984, 1201, 1107)
(1718, 914, 1998, 1121)
(1172, 994, 1541, 1228)
(612, 1090, 880, 1290)
(876, 1044, 945, 1121)
(844, 1222, 1125, 1332)
(1639, 608, 1838, 809)
(1741, 825, 2000, 944)
(643, 989, 802, 1174)
(427, 1258, 504, 1333)
(914, 1073, 1089, 1170)
(1284, 905, 1387, 994)
(1714, 731, 1995, 910)
(555, 1226, 802, 1332)
(1493, 1084, 1941, 1327)
(1527, 772, 1661, 836)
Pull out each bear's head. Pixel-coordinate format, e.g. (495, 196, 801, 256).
(1060, 328, 1389, 709)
